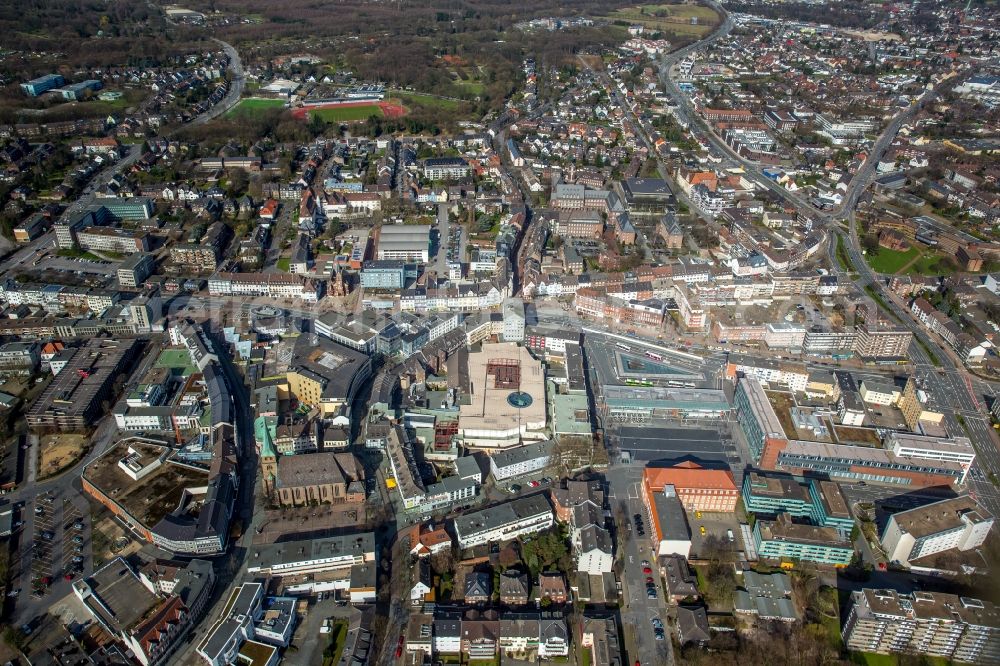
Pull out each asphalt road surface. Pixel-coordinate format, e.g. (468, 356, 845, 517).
(606, 465, 674, 666)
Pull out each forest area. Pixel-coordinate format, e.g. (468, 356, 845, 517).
(0, 0, 208, 73)
(183, 0, 638, 114)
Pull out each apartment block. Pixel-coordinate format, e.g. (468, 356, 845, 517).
(453, 495, 554, 548)
(843, 588, 1000, 663)
(171, 244, 219, 272)
(489, 440, 553, 481)
(853, 322, 913, 361)
(882, 496, 993, 567)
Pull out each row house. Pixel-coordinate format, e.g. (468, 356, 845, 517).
(432, 611, 569, 659)
(400, 282, 506, 314)
(701, 108, 756, 123)
(713, 321, 767, 343)
(208, 273, 320, 302)
(911, 298, 962, 348)
(262, 182, 304, 200)
(911, 297, 991, 365)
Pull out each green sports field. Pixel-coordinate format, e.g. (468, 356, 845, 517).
(226, 98, 286, 118)
(308, 105, 383, 122)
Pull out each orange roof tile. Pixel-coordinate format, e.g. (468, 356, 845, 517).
(419, 526, 452, 548)
(643, 463, 737, 492)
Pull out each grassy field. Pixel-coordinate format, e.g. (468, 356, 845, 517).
(276, 257, 291, 272)
(610, 3, 720, 37)
(225, 97, 286, 118)
(56, 247, 101, 261)
(87, 96, 137, 111)
(906, 252, 957, 276)
(393, 91, 464, 111)
(865, 246, 919, 274)
(814, 586, 843, 652)
(865, 244, 960, 277)
(850, 653, 898, 666)
(309, 104, 383, 122)
(456, 80, 485, 95)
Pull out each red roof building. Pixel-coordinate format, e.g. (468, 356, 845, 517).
(409, 523, 452, 558)
(259, 199, 279, 220)
(643, 462, 739, 513)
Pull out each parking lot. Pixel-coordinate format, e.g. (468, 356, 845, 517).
(13, 488, 92, 616)
(617, 425, 734, 464)
(496, 471, 555, 496)
(29, 493, 87, 594)
(687, 511, 744, 561)
(37, 255, 115, 275)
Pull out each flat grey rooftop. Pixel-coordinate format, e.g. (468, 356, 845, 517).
(617, 426, 732, 464)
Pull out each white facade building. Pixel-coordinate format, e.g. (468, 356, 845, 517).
(453, 495, 553, 548)
(489, 441, 553, 481)
(882, 496, 994, 567)
(886, 432, 976, 481)
(502, 297, 525, 342)
(859, 380, 901, 406)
